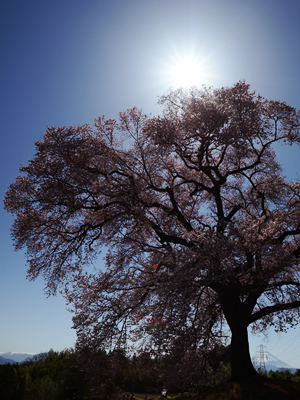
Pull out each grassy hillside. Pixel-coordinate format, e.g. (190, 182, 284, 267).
(191, 376, 300, 400)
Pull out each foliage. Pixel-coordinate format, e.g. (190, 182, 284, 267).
(0, 349, 88, 400)
(2, 347, 300, 400)
(266, 368, 300, 383)
(158, 343, 231, 393)
(4, 81, 300, 380)
(0, 347, 231, 399)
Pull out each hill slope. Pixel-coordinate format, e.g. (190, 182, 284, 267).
(193, 377, 300, 400)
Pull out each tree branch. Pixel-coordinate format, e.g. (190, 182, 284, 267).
(247, 300, 300, 325)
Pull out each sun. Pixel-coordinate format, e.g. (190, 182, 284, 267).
(169, 54, 204, 88)
(157, 47, 214, 89)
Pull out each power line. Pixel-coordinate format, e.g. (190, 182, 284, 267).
(275, 335, 300, 358)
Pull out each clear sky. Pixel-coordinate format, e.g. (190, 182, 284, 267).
(1, 0, 300, 366)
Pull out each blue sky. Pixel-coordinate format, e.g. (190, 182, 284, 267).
(1, 0, 300, 366)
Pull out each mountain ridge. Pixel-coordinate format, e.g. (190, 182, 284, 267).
(252, 351, 296, 372)
(0, 355, 17, 365)
(0, 352, 35, 364)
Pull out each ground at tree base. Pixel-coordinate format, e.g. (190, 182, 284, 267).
(189, 376, 300, 400)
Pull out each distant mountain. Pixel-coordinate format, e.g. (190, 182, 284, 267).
(252, 351, 296, 373)
(0, 352, 35, 364)
(0, 355, 17, 365)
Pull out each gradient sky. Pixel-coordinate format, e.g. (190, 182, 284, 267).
(1, 0, 300, 366)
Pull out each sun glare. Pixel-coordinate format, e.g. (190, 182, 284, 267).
(157, 48, 215, 90)
(166, 53, 208, 88)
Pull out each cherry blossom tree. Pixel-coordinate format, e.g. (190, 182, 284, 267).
(4, 81, 300, 380)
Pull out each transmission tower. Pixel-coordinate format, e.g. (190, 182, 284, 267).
(255, 345, 267, 373)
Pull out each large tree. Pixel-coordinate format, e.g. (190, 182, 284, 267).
(4, 81, 300, 380)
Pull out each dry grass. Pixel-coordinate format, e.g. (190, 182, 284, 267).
(123, 377, 300, 400)
(190, 376, 300, 400)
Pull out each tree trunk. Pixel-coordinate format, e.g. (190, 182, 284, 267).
(230, 322, 258, 380)
(220, 290, 259, 380)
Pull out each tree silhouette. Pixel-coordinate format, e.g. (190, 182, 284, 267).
(4, 81, 300, 380)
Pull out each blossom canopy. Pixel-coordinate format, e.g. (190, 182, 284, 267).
(4, 81, 300, 380)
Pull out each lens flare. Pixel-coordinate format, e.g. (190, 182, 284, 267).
(169, 55, 203, 88)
